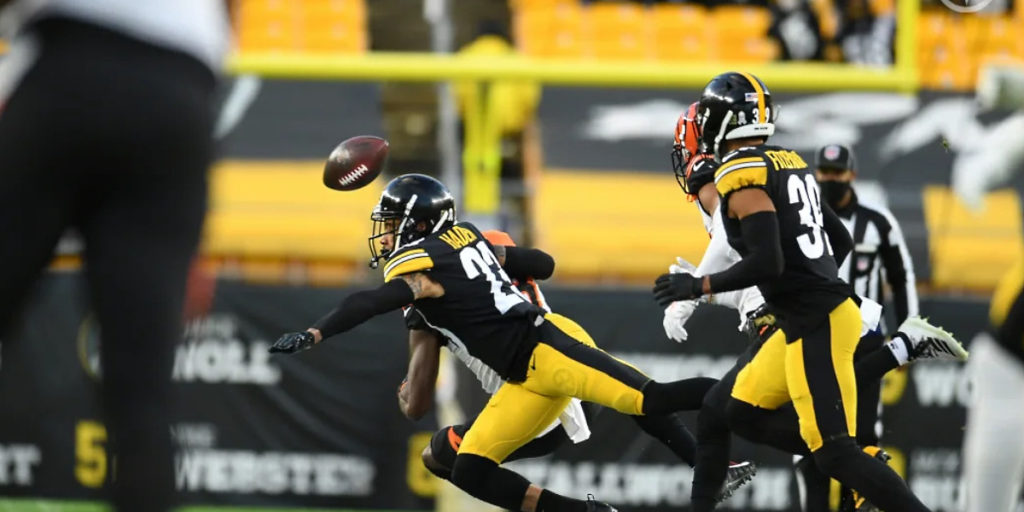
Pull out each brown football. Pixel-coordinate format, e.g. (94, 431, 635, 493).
(323, 135, 389, 191)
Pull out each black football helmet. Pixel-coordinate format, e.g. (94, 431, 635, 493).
(697, 72, 776, 160)
(368, 173, 456, 268)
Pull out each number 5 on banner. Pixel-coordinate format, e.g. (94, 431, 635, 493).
(75, 420, 108, 488)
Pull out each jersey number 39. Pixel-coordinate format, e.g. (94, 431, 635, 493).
(460, 241, 528, 313)
(787, 174, 834, 259)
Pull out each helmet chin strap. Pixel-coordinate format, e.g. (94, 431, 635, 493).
(392, 193, 419, 253)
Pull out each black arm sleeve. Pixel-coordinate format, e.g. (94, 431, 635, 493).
(313, 279, 415, 339)
(879, 238, 910, 324)
(707, 211, 784, 293)
(503, 246, 555, 280)
(822, 202, 853, 265)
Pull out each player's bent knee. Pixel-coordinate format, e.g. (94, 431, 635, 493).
(450, 453, 499, 495)
(724, 397, 760, 432)
(812, 436, 860, 477)
(421, 445, 451, 480)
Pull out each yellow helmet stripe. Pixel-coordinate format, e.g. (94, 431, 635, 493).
(738, 72, 766, 124)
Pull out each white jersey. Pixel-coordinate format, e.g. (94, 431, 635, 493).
(4, 0, 230, 70)
(696, 205, 766, 328)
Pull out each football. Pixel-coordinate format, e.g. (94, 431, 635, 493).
(323, 135, 389, 191)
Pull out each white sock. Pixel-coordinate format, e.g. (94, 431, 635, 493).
(885, 336, 911, 366)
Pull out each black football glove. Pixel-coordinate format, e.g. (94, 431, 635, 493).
(653, 272, 703, 307)
(269, 331, 317, 354)
(743, 304, 778, 345)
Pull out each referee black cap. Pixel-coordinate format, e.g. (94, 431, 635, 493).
(815, 144, 857, 172)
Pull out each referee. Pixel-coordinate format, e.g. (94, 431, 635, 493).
(0, 1, 227, 511)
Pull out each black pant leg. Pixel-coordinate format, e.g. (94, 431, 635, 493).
(16, 18, 216, 512)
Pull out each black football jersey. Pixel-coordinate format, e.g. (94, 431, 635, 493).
(383, 222, 544, 382)
(715, 144, 851, 335)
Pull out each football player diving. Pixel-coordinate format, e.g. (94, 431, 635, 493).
(652, 71, 955, 512)
(399, 229, 755, 504)
(664, 101, 967, 511)
(271, 174, 730, 512)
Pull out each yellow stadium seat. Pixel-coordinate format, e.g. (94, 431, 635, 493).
(237, 21, 296, 52)
(650, 3, 708, 32)
(715, 37, 780, 62)
(588, 32, 649, 61)
(302, 0, 366, 23)
(534, 170, 709, 281)
(237, 0, 292, 19)
(515, 2, 584, 48)
(653, 32, 712, 61)
(923, 186, 1024, 290)
(921, 48, 975, 90)
(588, 1, 647, 31)
(711, 5, 772, 38)
(917, 10, 950, 47)
(205, 160, 384, 262)
(302, 26, 366, 53)
(524, 28, 585, 58)
(979, 16, 1024, 56)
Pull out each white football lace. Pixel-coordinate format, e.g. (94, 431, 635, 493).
(339, 164, 369, 186)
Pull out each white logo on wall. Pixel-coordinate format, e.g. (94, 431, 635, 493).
(508, 460, 792, 510)
(176, 315, 281, 385)
(172, 423, 375, 496)
(0, 444, 42, 486)
(581, 94, 919, 151)
(79, 314, 281, 385)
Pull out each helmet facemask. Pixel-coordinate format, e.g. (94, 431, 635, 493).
(672, 102, 701, 197)
(367, 191, 457, 268)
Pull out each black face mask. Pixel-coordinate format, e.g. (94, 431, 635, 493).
(818, 180, 852, 209)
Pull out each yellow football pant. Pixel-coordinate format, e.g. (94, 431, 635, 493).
(731, 298, 862, 451)
(458, 313, 649, 463)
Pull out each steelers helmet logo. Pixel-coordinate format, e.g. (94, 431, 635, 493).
(939, 0, 993, 13)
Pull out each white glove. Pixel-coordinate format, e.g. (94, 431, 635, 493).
(669, 256, 697, 275)
(663, 299, 698, 343)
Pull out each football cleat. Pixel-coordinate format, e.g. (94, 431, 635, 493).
(585, 494, 618, 512)
(716, 460, 758, 503)
(895, 316, 969, 362)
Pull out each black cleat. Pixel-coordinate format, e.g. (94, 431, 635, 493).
(585, 493, 618, 511)
(716, 460, 758, 503)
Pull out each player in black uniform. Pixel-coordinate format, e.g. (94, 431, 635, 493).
(400, 230, 753, 503)
(271, 174, 719, 512)
(653, 72, 933, 512)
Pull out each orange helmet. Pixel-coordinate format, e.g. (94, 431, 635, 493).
(672, 101, 712, 198)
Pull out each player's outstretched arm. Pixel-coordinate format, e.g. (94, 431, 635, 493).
(493, 245, 556, 281)
(398, 328, 442, 420)
(269, 274, 442, 354)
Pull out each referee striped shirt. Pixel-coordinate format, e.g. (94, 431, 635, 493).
(834, 192, 919, 332)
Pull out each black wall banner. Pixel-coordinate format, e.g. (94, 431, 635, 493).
(0, 275, 996, 511)
(0, 275, 433, 510)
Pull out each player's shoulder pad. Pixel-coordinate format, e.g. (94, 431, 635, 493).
(383, 242, 436, 283)
(714, 146, 769, 196)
